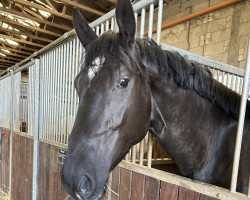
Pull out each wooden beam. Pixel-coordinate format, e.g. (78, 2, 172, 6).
(6, 5, 72, 30)
(0, 58, 16, 64)
(0, 34, 45, 48)
(0, 16, 62, 37)
(0, 65, 10, 68)
(0, 45, 32, 55)
(0, 40, 38, 52)
(44, 0, 57, 11)
(16, 4, 44, 20)
(0, 55, 22, 62)
(12, 0, 73, 20)
(56, 0, 105, 16)
(0, 27, 53, 43)
(107, 0, 116, 4)
(0, 49, 26, 59)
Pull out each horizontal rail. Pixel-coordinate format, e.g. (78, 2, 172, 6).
(118, 161, 250, 200)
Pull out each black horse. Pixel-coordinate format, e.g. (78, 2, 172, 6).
(62, 0, 250, 199)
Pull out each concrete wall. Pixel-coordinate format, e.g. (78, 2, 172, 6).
(148, 0, 250, 69)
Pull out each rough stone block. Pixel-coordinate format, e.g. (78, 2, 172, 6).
(189, 46, 204, 56)
(161, 29, 189, 44)
(204, 41, 226, 55)
(238, 54, 244, 61)
(240, 9, 250, 23)
(207, 17, 227, 32)
(208, 52, 229, 63)
(239, 48, 244, 55)
(192, 1, 210, 13)
(239, 22, 250, 36)
(239, 60, 246, 69)
(213, 7, 233, 19)
(224, 40, 230, 47)
(210, 0, 226, 6)
(239, 35, 249, 48)
(190, 0, 208, 7)
(172, 40, 190, 50)
(210, 28, 231, 44)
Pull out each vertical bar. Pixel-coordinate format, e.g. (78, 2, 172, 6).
(139, 139, 144, 166)
(231, 74, 235, 90)
(248, 176, 250, 198)
(96, 26, 100, 36)
(61, 44, 67, 144)
(101, 23, 104, 35)
(32, 59, 40, 200)
(222, 71, 225, 84)
(230, 35, 250, 193)
(54, 47, 59, 142)
(156, 0, 163, 44)
(69, 39, 76, 144)
(9, 69, 14, 192)
(139, 8, 145, 38)
(217, 70, 220, 81)
(132, 145, 136, 164)
(67, 40, 73, 144)
(148, 3, 154, 38)
(105, 20, 109, 31)
(240, 77, 243, 94)
(111, 17, 114, 30)
(235, 76, 239, 93)
(134, 12, 138, 34)
(63, 42, 70, 144)
(147, 133, 153, 168)
(226, 72, 230, 88)
(51, 50, 56, 140)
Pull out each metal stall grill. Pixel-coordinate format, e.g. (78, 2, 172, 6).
(0, 0, 249, 200)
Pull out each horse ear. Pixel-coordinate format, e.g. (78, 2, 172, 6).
(116, 0, 136, 41)
(73, 8, 98, 47)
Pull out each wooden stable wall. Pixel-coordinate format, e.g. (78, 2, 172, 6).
(0, 128, 10, 190)
(38, 142, 72, 200)
(0, 132, 220, 200)
(104, 166, 219, 200)
(11, 133, 33, 200)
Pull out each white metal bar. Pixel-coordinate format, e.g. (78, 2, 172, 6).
(101, 23, 104, 35)
(52, 49, 56, 140)
(147, 133, 153, 168)
(32, 59, 40, 200)
(134, 12, 138, 35)
(156, 0, 163, 44)
(111, 17, 114, 30)
(148, 3, 154, 38)
(96, 26, 100, 36)
(230, 35, 250, 193)
(139, 138, 144, 166)
(139, 8, 145, 38)
(9, 69, 14, 191)
(105, 20, 109, 31)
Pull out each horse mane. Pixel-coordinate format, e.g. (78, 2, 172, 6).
(137, 38, 250, 120)
(82, 31, 249, 120)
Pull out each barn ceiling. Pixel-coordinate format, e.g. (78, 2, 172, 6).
(0, 0, 117, 71)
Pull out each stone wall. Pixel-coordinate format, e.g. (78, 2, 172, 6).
(146, 0, 250, 69)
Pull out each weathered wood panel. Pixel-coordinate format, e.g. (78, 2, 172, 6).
(0, 128, 10, 189)
(106, 166, 219, 200)
(38, 142, 73, 200)
(11, 133, 33, 200)
(119, 168, 132, 200)
(131, 172, 144, 200)
(160, 181, 179, 200)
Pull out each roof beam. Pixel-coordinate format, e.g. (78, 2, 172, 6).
(0, 45, 32, 55)
(16, 4, 44, 20)
(5, 5, 72, 31)
(0, 34, 46, 48)
(0, 55, 22, 62)
(44, 0, 57, 11)
(0, 27, 53, 43)
(0, 49, 27, 59)
(0, 58, 16, 64)
(0, 40, 38, 52)
(0, 65, 10, 69)
(56, 0, 104, 16)
(12, 0, 73, 20)
(0, 16, 62, 37)
(107, 0, 116, 4)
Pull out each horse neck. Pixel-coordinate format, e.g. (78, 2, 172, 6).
(148, 73, 238, 181)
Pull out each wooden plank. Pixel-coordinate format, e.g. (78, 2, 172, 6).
(144, 176, 160, 200)
(12, 0, 73, 20)
(111, 166, 120, 200)
(0, 46, 32, 55)
(131, 172, 145, 200)
(160, 181, 179, 200)
(199, 194, 219, 200)
(38, 142, 50, 200)
(119, 168, 132, 200)
(178, 187, 200, 200)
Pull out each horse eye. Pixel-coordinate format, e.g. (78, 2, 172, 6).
(118, 78, 129, 88)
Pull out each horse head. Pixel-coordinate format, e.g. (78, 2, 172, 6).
(62, 0, 151, 199)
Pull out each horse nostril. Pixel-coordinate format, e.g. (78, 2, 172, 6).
(77, 175, 91, 198)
